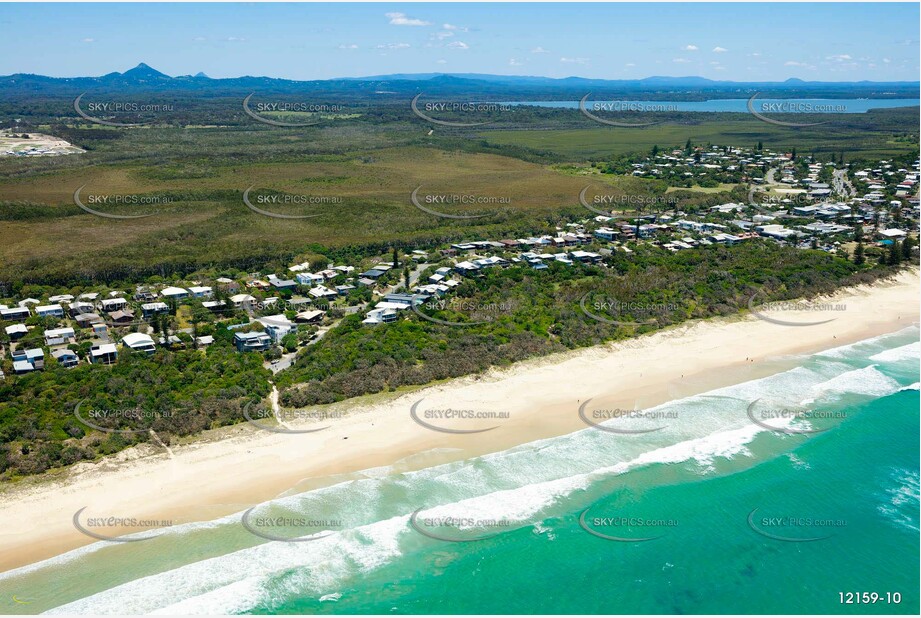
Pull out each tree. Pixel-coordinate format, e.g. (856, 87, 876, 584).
(756, 140, 763, 151)
(403, 266, 410, 290)
(854, 241, 865, 266)
(889, 240, 902, 266)
(902, 236, 914, 260)
(791, 148, 797, 161)
(684, 138, 692, 154)
(651, 145, 659, 157)
(392, 247, 399, 269)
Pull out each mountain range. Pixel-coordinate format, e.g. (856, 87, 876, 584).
(1, 63, 917, 100)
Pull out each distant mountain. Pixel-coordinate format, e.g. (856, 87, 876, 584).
(0, 64, 917, 101)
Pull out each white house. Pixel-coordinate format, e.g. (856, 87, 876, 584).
(44, 327, 76, 346)
(122, 332, 157, 354)
(36, 304, 64, 318)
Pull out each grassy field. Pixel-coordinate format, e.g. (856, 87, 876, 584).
(1, 146, 651, 284)
(479, 108, 919, 160)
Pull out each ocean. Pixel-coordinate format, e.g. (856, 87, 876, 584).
(1, 327, 918, 615)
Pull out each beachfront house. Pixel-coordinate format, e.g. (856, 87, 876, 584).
(44, 327, 76, 346)
(122, 332, 157, 355)
(90, 343, 118, 365)
(51, 349, 79, 368)
(233, 331, 272, 352)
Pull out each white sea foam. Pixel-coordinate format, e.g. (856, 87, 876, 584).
(869, 341, 921, 363)
(35, 331, 918, 614)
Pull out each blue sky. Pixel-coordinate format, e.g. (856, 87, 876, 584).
(0, 3, 918, 81)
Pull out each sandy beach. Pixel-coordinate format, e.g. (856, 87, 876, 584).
(1, 270, 918, 574)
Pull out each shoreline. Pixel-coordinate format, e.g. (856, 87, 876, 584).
(1, 270, 918, 574)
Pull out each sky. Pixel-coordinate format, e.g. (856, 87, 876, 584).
(0, 2, 918, 82)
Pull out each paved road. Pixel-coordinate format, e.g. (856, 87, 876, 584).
(832, 168, 855, 198)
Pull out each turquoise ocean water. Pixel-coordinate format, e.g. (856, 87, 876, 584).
(1, 327, 918, 615)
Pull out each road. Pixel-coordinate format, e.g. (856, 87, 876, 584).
(832, 168, 855, 199)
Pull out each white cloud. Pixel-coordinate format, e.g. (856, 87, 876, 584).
(338, 44, 358, 49)
(442, 23, 468, 32)
(883, 57, 891, 63)
(446, 41, 469, 50)
(82, 38, 95, 43)
(784, 60, 806, 67)
(509, 58, 523, 66)
(385, 12, 431, 26)
(625, 62, 636, 67)
(560, 57, 589, 64)
(672, 57, 691, 63)
(531, 46, 549, 54)
(376, 42, 411, 50)
(683, 44, 698, 51)
(436, 59, 447, 64)
(433, 30, 454, 40)
(226, 37, 246, 42)
(709, 61, 720, 65)
(193, 36, 206, 42)
(826, 54, 852, 62)
(713, 66, 726, 70)
(712, 46, 728, 53)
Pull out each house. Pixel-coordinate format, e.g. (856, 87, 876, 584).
(594, 227, 618, 241)
(122, 332, 157, 354)
(196, 335, 214, 347)
(570, 250, 602, 263)
(363, 307, 398, 325)
(89, 343, 118, 365)
(48, 294, 74, 304)
(188, 286, 213, 298)
(141, 302, 169, 318)
(12, 348, 44, 370)
(74, 312, 103, 327)
(100, 298, 129, 312)
(69, 301, 96, 317)
(335, 285, 356, 296)
(92, 324, 108, 338)
(383, 293, 426, 308)
(44, 327, 76, 346)
(5, 324, 28, 340)
(51, 349, 79, 368)
(879, 228, 907, 239)
(202, 300, 228, 312)
(107, 310, 136, 324)
(268, 276, 298, 291)
(13, 360, 34, 375)
(234, 331, 272, 352)
(160, 286, 189, 300)
(0, 306, 30, 321)
(295, 309, 325, 323)
(296, 272, 325, 286)
(359, 269, 386, 280)
(134, 290, 156, 302)
(256, 315, 294, 342)
(308, 286, 338, 300)
(230, 294, 257, 308)
(34, 304, 64, 318)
